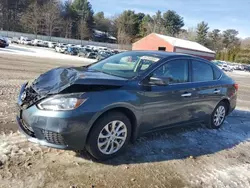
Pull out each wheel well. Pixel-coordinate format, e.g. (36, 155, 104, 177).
(89, 107, 137, 141)
(220, 99, 230, 115)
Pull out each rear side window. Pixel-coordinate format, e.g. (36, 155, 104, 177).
(152, 59, 189, 84)
(213, 66, 222, 79)
(192, 60, 213, 82)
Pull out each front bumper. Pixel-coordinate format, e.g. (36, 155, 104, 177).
(16, 104, 95, 150)
(17, 116, 69, 149)
(16, 105, 96, 150)
(16, 84, 95, 150)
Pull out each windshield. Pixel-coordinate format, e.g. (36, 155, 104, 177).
(88, 51, 162, 78)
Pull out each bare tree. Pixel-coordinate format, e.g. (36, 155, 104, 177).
(177, 27, 197, 41)
(78, 18, 92, 40)
(42, 0, 61, 39)
(63, 19, 73, 38)
(20, 1, 43, 38)
(117, 30, 131, 44)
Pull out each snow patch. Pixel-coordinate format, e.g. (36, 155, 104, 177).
(196, 164, 250, 188)
(0, 44, 96, 63)
(0, 132, 41, 164)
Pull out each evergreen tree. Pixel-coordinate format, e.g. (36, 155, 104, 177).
(72, 0, 94, 40)
(196, 21, 209, 46)
(163, 10, 184, 37)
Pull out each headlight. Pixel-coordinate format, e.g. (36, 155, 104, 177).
(37, 95, 87, 111)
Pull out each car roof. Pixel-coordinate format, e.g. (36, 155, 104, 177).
(128, 50, 209, 61)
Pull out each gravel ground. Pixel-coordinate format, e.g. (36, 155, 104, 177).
(0, 52, 250, 188)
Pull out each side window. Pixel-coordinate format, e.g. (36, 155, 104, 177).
(192, 60, 213, 82)
(152, 60, 189, 84)
(213, 66, 222, 80)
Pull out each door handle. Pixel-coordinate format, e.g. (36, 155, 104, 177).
(181, 93, 192, 97)
(214, 89, 221, 94)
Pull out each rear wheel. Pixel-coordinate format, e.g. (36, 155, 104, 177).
(86, 112, 131, 160)
(207, 101, 227, 129)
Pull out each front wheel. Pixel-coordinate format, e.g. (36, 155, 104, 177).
(207, 101, 227, 129)
(86, 112, 131, 160)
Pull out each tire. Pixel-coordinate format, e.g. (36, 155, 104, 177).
(207, 101, 227, 129)
(86, 112, 131, 160)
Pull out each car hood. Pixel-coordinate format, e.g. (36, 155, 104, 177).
(31, 67, 127, 95)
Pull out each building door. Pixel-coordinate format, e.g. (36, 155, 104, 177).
(158, 47, 166, 51)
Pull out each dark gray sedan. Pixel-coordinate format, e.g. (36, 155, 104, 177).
(16, 51, 237, 160)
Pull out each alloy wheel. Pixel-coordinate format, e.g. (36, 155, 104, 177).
(97, 120, 127, 155)
(213, 105, 226, 126)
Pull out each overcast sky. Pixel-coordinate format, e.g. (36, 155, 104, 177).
(88, 0, 250, 38)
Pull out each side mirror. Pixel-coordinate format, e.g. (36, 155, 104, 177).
(149, 77, 168, 86)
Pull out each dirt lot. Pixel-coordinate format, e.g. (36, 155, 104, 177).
(0, 54, 250, 188)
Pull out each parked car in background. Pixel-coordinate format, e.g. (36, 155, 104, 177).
(18, 36, 29, 44)
(47, 42, 57, 48)
(67, 44, 75, 47)
(237, 65, 245, 71)
(0, 36, 9, 48)
(221, 64, 233, 72)
(78, 48, 92, 57)
(16, 51, 237, 160)
(85, 45, 98, 50)
(97, 46, 108, 51)
(23, 39, 33, 45)
(75, 44, 84, 48)
(11, 37, 19, 44)
(86, 51, 97, 59)
(55, 44, 67, 53)
(112, 49, 120, 54)
(32, 39, 43, 46)
(227, 63, 235, 71)
(5, 38, 12, 44)
(245, 65, 250, 72)
(96, 51, 113, 60)
(65, 46, 79, 55)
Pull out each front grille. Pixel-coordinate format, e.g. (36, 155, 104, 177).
(41, 130, 66, 145)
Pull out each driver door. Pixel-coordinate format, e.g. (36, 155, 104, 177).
(141, 59, 197, 130)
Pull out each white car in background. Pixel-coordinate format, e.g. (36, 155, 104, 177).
(238, 65, 245, 71)
(221, 64, 233, 72)
(23, 39, 32, 45)
(48, 42, 57, 48)
(97, 46, 108, 51)
(32, 39, 43, 46)
(75, 44, 84, 48)
(55, 44, 67, 53)
(67, 44, 75, 47)
(18, 36, 28, 44)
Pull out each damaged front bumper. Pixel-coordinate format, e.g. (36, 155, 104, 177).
(16, 116, 69, 149)
(16, 83, 95, 150)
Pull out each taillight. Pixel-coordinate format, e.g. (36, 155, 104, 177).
(234, 83, 239, 91)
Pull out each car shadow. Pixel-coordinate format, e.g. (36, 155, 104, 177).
(75, 109, 250, 165)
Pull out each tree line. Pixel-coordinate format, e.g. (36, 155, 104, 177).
(0, 0, 249, 63)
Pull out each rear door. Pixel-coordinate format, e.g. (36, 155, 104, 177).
(141, 59, 197, 130)
(189, 60, 223, 120)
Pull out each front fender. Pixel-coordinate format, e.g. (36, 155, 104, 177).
(88, 102, 140, 128)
